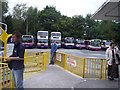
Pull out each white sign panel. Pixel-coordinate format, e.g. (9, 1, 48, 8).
(6, 43, 14, 57)
(66, 56, 76, 67)
(56, 53, 62, 62)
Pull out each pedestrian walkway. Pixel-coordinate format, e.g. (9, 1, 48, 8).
(24, 65, 119, 89)
(24, 65, 83, 88)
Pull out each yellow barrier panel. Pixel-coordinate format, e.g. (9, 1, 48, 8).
(55, 52, 107, 80)
(24, 51, 48, 73)
(46, 52, 50, 65)
(0, 51, 48, 89)
(0, 62, 13, 89)
(0, 27, 8, 43)
(0, 27, 12, 61)
(24, 52, 42, 73)
(42, 53, 47, 70)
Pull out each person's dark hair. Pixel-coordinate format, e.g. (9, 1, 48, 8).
(110, 42, 115, 46)
(12, 31, 21, 39)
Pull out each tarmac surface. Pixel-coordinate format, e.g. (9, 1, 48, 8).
(24, 65, 119, 89)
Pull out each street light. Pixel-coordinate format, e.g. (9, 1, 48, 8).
(0, 22, 7, 32)
(83, 25, 89, 39)
(0, 0, 7, 32)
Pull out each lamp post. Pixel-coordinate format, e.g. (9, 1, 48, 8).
(0, 0, 7, 22)
(0, 0, 7, 51)
(0, 1, 2, 22)
(83, 25, 89, 40)
(83, 30, 86, 39)
(0, 0, 8, 32)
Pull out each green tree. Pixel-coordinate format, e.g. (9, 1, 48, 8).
(85, 14, 99, 39)
(0, 0, 8, 22)
(12, 3, 28, 34)
(58, 15, 72, 37)
(26, 6, 38, 36)
(12, 3, 27, 20)
(4, 15, 13, 33)
(71, 15, 85, 38)
(37, 5, 61, 34)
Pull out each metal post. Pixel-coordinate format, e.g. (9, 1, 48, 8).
(82, 58, 86, 78)
(63, 54, 67, 69)
(118, 1, 120, 86)
(0, 1, 2, 50)
(100, 60, 103, 79)
(118, 1, 120, 22)
(0, 0, 7, 22)
(0, 0, 7, 51)
(26, 21, 28, 34)
(42, 53, 47, 70)
(0, 1, 2, 22)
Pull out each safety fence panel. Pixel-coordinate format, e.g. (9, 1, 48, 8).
(55, 52, 107, 80)
(55, 52, 66, 68)
(45, 52, 50, 65)
(24, 51, 47, 73)
(66, 55, 85, 78)
(84, 58, 107, 79)
(0, 57, 13, 89)
(0, 51, 48, 89)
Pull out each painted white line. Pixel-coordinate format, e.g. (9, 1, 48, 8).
(87, 57, 98, 58)
(90, 54, 105, 56)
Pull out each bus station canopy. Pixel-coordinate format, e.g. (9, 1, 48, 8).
(91, 0, 120, 21)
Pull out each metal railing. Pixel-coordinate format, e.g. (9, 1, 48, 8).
(0, 51, 48, 89)
(55, 52, 107, 80)
(24, 51, 48, 73)
(0, 59, 13, 89)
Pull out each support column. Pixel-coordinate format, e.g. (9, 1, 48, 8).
(0, 1, 2, 50)
(0, 1, 2, 22)
(118, 1, 120, 22)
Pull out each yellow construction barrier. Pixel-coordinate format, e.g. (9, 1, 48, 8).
(55, 52, 107, 80)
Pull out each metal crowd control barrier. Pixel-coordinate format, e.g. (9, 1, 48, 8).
(0, 57, 13, 89)
(24, 51, 48, 73)
(0, 51, 48, 89)
(55, 52, 107, 80)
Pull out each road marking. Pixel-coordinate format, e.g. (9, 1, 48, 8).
(90, 54, 105, 56)
(87, 57, 98, 58)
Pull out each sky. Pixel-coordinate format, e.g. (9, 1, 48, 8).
(7, 0, 107, 17)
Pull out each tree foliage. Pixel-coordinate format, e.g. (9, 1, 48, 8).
(3, 3, 120, 45)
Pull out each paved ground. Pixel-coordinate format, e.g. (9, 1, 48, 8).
(24, 65, 83, 88)
(24, 65, 119, 89)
